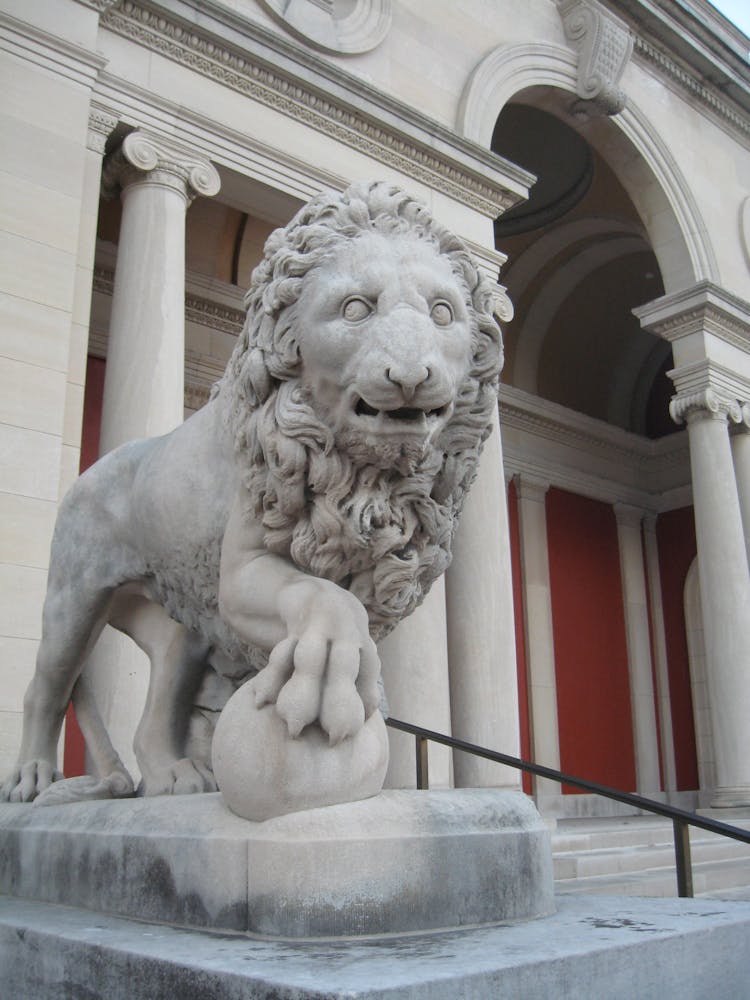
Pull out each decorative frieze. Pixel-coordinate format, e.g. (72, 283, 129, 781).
(99, 0, 528, 219)
(558, 0, 633, 116)
(634, 35, 750, 149)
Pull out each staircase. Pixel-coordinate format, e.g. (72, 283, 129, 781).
(552, 814, 750, 899)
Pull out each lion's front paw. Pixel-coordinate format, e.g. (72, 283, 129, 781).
(140, 758, 217, 797)
(255, 579, 381, 744)
(1, 760, 63, 803)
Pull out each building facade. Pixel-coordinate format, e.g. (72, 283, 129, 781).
(1, 0, 749, 814)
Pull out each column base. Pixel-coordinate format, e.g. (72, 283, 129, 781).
(710, 786, 750, 808)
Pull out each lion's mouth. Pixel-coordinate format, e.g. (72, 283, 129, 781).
(355, 398, 447, 424)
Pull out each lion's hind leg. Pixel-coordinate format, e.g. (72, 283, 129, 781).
(109, 593, 215, 796)
(1, 576, 115, 803)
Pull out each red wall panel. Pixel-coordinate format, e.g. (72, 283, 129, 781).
(656, 507, 699, 790)
(546, 488, 636, 793)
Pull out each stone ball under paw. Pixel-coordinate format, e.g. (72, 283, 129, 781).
(211, 677, 389, 821)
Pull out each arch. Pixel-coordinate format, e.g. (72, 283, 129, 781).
(458, 42, 719, 290)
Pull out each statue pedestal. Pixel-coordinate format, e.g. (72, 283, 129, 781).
(0, 789, 553, 937)
(3, 791, 750, 998)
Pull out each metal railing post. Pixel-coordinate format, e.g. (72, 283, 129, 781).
(416, 735, 429, 789)
(673, 818, 694, 897)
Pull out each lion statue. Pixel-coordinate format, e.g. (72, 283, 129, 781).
(1, 180, 503, 804)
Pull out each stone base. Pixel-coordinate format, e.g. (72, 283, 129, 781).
(0, 788, 553, 937)
(3, 893, 750, 999)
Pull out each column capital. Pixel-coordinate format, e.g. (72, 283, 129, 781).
(670, 389, 743, 427)
(87, 104, 118, 155)
(613, 502, 646, 529)
(102, 131, 221, 203)
(513, 473, 550, 503)
(732, 402, 750, 433)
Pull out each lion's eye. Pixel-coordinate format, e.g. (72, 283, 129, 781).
(431, 301, 454, 326)
(342, 297, 372, 323)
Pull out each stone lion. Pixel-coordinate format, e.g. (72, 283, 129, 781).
(1, 181, 503, 804)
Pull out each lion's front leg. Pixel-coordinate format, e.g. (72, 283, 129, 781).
(219, 503, 381, 745)
(251, 577, 381, 744)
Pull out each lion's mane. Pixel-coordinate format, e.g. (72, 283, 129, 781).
(215, 181, 503, 639)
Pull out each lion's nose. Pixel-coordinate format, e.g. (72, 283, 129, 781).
(385, 364, 430, 400)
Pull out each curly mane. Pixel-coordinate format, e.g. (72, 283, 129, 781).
(215, 181, 503, 639)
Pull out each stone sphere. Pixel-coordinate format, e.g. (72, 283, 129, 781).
(212, 677, 389, 822)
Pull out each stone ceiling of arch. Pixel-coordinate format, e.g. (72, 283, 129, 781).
(497, 120, 671, 437)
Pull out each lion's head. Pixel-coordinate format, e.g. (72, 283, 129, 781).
(217, 181, 503, 638)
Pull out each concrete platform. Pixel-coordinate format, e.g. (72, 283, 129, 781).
(3, 893, 750, 999)
(0, 789, 553, 936)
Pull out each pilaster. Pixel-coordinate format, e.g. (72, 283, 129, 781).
(613, 503, 661, 795)
(513, 473, 560, 802)
(642, 514, 678, 794)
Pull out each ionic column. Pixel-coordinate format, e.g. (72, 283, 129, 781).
(86, 132, 220, 779)
(379, 578, 453, 789)
(731, 403, 750, 561)
(642, 514, 678, 794)
(100, 131, 220, 449)
(672, 391, 750, 806)
(514, 474, 560, 802)
(445, 408, 521, 788)
(614, 504, 661, 795)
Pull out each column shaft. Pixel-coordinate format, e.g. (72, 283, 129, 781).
(643, 516, 678, 793)
(86, 132, 219, 779)
(445, 409, 520, 788)
(686, 407, 750, 805)
(379, 578, 452, 789)
(731, 411, 750, 561)
(515, 475, 560, 802)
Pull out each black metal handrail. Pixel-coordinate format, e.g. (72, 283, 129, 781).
(385, 716, 750, 898)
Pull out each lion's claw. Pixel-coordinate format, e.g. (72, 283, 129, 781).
(1, 760, 63, 803)
(140, 758, 216, 797)
(275, 673, 322, 738)
(320, 683, 365, 745)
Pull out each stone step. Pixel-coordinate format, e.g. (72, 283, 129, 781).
(554, 836, 750, 880)
(555, 856, 750, 899)
(551, 814, 750, 898)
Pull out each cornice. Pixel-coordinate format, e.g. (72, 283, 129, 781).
(633, 35, 750, 147)
(0, 10, 107, 87)
(98, 0, 531, 219)
(500, 383, 690, 510)
(603, 0, 750, 147)
(634, 282, 750, 350)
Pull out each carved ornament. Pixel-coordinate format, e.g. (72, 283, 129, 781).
(87, 104, 118, 155)
(101, 131, 221, 203)
(558, 0, 633, 116)
(669, 389, 743, 425)
(258, 0, 392, 55)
